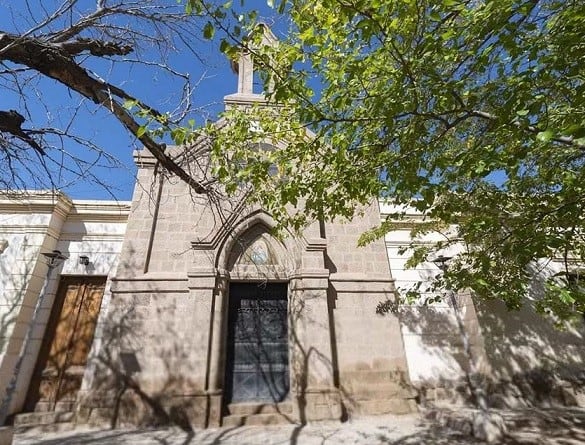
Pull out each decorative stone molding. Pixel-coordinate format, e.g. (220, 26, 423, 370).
(305, 237, 327, 252)
(0, 190, 72, 215)
(0, 239, 7, 254)
(132, 149, 157, 168)
(111, 274, 189, 293)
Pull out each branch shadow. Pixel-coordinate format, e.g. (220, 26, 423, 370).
(387, 267, 585, 409)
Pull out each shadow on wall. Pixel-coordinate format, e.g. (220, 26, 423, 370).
(288, 287, 352, 427)
(396, 302, 478, 407)
(0, 236, 43, 403)
(475, 262, 585, 407)
(475, 295, 585, 408)
(391, 270, 585, 408)
(74, 247, 197, 435)
(0, 237, 34, 358)
(76, 250, 350, 438)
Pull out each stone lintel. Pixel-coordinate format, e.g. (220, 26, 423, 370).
(112, 273, 188, 293)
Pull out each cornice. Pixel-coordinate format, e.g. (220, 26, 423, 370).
(0, 190, 72, 215)
(0, 224, 60, 239)
(0, 224, 40, 233)
(0, 193, 130, 225)
(68, 200, 131, 223)
(223, 92, 269, 106)
(59, 234, 126, 242)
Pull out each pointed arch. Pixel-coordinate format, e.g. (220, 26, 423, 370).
(215, 210, 299, 279)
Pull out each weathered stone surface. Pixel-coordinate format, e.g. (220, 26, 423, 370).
(472, 412, 508, 443)
(0, 427, 12, 445)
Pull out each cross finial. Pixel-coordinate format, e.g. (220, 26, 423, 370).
(225, 24, 278, 105)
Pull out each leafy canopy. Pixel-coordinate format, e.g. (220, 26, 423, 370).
(190, 0, 585, 322)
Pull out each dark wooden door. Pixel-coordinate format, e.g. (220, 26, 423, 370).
(225, 283, 289, 404)
(25, 276, 105, 412)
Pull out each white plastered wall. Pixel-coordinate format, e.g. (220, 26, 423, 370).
(475, 259, 585, 383)
(380, 203, 585, 389)
(383, 221, 467, 384)
(0, 193, 129, 415)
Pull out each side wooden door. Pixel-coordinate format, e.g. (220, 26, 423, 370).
(25, 276, 106, 412)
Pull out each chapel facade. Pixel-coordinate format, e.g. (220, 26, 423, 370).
(0, 28, 583, 431)
(73, 47, 418, 425)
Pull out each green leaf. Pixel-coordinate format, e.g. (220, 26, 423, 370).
(136, 126, 147, 138)
(219, 39, 230, 54)
(203, 22, 215, 40)
(562, 124, 585, 139)
(536, 130, 554, 142)
(123, 99, 137, 110)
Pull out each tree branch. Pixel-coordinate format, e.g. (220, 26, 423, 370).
(0, 109, 45, 155)
(58, 38, 133, 57)
(0, 31, 208, 194)
(470, 110, 585, 150)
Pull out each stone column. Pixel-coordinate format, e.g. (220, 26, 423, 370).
(289, 263, 341, 422)
(187, 265, 225, 427)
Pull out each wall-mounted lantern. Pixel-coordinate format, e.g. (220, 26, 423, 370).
(41, 250, 68, 268)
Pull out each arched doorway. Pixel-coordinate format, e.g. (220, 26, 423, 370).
(221, 223, 293, 406)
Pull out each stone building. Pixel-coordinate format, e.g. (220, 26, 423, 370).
(0, 30, 584, 430)
(73, 63, 418, 425)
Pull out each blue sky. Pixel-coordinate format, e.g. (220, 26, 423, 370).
(0, 1, 281, 201)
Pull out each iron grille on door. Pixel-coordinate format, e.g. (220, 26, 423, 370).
(225, 283, 289, 403)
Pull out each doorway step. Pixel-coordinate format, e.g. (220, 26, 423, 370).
(222, 402, 294, 427)
(12, 410, 74, 434)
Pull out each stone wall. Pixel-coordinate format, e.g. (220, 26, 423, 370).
(78, 147, 415, 428)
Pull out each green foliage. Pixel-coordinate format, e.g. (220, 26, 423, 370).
(187, 0, 585, 322)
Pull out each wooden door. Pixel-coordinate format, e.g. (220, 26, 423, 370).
(25, 276, 106, 412)
(225, 283, 289, 404)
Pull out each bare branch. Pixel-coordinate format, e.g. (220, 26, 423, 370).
(0, 109, 44, 155)
(58, 38, 133, 57)
(0, 28, 208, 194)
